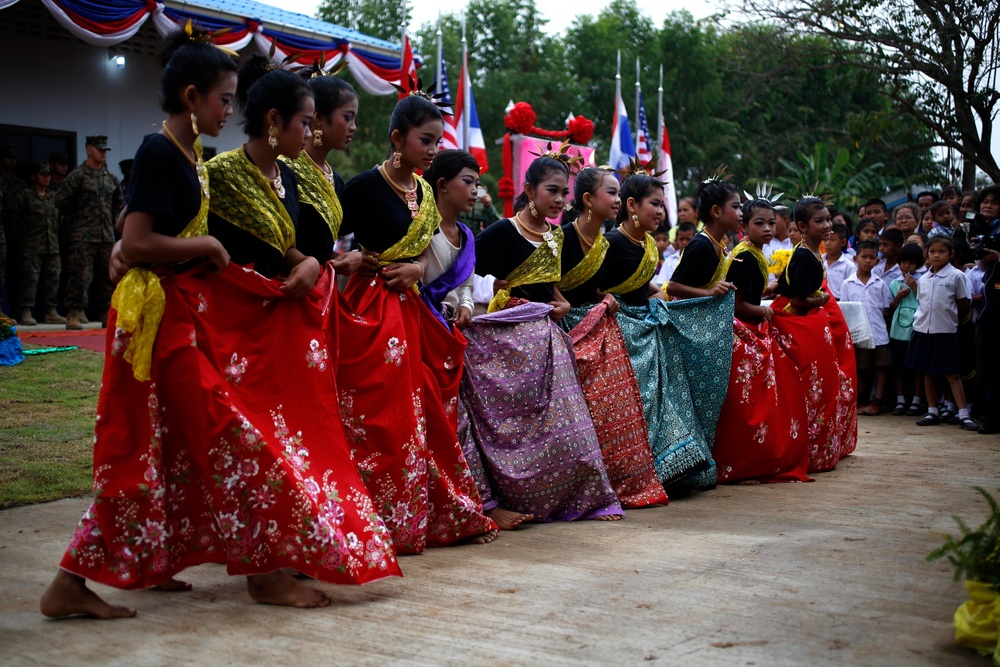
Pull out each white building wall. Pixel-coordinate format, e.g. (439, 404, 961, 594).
(0, 3, 246, 174)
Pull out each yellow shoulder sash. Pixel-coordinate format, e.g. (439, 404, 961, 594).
(606, 232, 658, 295)
(489, 223, 564, 312)
(557, 231, 608, 292)
(730, 240, 768, 291)
(378, 175, 440, 263)
(282, 153, 343, 239)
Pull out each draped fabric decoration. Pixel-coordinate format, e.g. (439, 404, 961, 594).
(5, 1, 419, 96)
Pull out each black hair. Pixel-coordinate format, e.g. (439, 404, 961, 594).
(572, 167, 612, 210)
(388, 95, 443, 150)
(863, 198, 887, 212)
(925, 235, 953, 252)
(917, 190, 939, 202)
(696, 179, 739, 224)
(929, 200, 954, 215)
(835, 211, 853, 229)
(856, 239, 879, 255)
(617, 174, 664, 223)
(881, 228, 904, 246)
(676, 221, 698, 234)
(976, 185, 1000, 211)
(308, 76, 357, 119)
(159, 29, 237, 114)
(831, 222, 848, 239)
(941, 185, 960, 199)
(742, 198, 775, 224)
(652, 225, 669, 237)
(423, 149, 479, 201)
(855, 217, 878, 237)
(898, 243, 924, 266)
(793, 197, 827, 225)
(236, 55, 312, 138)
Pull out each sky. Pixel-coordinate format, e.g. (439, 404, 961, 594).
(277, 0, 721, 35)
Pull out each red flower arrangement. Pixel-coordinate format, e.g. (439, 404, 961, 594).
(504, 102, 537, 135)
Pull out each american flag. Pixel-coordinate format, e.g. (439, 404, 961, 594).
(435, 61, 459, 150)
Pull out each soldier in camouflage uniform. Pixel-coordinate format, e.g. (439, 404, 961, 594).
(1, 144, 28, 317)
(11, 163, 64, 325)
(55, 135, 122, 330)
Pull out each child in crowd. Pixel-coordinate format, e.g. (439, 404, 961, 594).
(864, 198, 889, 232)
(875, 228, 904, 284)
(888, 243, 925, 415)
(787, 218, 803, 246)
(921, 209, 934, 233)
(941, 185, 961, 207)
(929, 200, 958, 238)
(653, 220, 695, 288)
(653, 225, 670, 274)
(960, 193, 977, 216)
(967, 258, 986, 322)
(824, 222, 856, 300)
(908, 236, 976, 430)
(842, 240, 893, 415)
(855, 218, 879, 246)
(763, 204, 793, 260)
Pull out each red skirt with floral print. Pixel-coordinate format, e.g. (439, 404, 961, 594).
(335, 272, 495, 555)
(60, 264, 401, 589)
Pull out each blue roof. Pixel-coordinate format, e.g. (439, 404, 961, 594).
(169, 0, 402, 53)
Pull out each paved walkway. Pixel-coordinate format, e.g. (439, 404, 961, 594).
(1, 417, 998, 665)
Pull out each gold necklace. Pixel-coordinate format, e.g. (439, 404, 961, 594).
(514, 211, 559, 257)
(618, 224, 646, 247)
(702, 229, 729, 255)
(241, 144, 285, 199)
(379, 163, 418, 218)
(161, 121, 208, 199)
(573, 219, 595, 250)
(306, 149, 335, 187)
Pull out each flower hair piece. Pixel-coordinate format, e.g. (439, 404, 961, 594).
(294, 52, 348, 79)
(799, 182, 834, 204)
(701, 164, 733, 185)
(391, 74, 453, 115)
(615, 154, 667, 181)
(743, 182, 784, 204)
(182, 19, 240, 59)
(529, 138, 585, 173)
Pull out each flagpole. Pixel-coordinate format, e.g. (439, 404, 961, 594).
(461, 17, 470, 150)
(399, 1, 407, 53)
(635, 57, 641, 155)
(435, 10, 442, 98)
(657, 64, 664, 152)
(612, 49, 621, 166)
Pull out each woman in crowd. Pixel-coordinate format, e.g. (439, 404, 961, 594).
(462, 151, 622, 528)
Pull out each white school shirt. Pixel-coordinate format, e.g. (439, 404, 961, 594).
(873, 259, 902, 285)
(652, 253, 681, 288)
(966, 264, 986, 322)
(823, 253, 857, 301)
(912, 263, 969, 334)
(840, 273, 892, 346)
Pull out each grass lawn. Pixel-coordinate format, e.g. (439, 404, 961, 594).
(0, 347, 103, 509)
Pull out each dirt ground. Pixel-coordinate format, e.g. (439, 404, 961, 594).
(1, 416, 998, 666)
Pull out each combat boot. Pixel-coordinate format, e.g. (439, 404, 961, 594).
(65, 309, 84, 330)
(18, 308, 37, 326)
(43, 308, 67, 324)
(77, 310, 90, 324)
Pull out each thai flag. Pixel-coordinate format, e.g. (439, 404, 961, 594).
(454, 51, 489, 173)
(636, 92, 653, 164)
(609, 88, 635, 170)
(434, 61, 460, 150)
(398, 34, 416, 100)
(657, 112, 678, 227)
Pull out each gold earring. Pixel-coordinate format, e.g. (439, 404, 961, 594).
(586, 210, 592, 225)
(268, 126, 279, 149)
(632, 214, 640, 228)
(392, 151, 401, 168)
(529, 200, 538, 217)
(190, 113, 199, 136)
(313, 129, 323, 147)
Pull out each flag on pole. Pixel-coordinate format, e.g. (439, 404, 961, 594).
(657, 74, 678, 227)
(434, 61, 459, 149)
(453, 39, 489, 172)
(636, 92, 653, 164)
(609, 50, 635, 170)
(398, 34, 416, 100)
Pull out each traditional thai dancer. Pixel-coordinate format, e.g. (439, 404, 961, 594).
(337, 96, 496, 554)
(558, 167, 666, 508)
(41, 35, 399, 620)
(769, 197, 858, 471)
(462, 150, 623, 528)
(712, 193, 810, 483)
(633, 174, 738, 493)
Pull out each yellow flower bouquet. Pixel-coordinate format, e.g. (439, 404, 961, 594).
(766, 248, 793, 277)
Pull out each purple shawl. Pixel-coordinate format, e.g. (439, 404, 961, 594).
(420, 223, 476, 329)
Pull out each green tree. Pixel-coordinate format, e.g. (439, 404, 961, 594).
(316, 0, 410, 42)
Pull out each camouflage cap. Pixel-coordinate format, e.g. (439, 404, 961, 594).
(32, 162, 52, 175)
(85, 135, 110, 150)
(49, 152, 69, 165)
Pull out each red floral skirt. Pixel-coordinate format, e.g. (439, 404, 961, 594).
(336, 273, 495, 555)
(60, 264, 401, 589)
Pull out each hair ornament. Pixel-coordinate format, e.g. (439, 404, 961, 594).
(529, 138, 585, 173)
(391, 74, 453, 115)
(799, 183, 834, 204)
(296, 52, 349, 79)
(182, 19, 240, 59)
(742, 182, 784, 204)
(700, 164, 733, 185)
(615, 154, 667, 181)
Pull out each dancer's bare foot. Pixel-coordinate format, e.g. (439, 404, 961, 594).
(154, 577, 192, 592)
(246, 571, 331, 608)
(40, 570, 136, 619)
(593, 514, 623, 521)
(466, 529, 499, 544)
(488, 508, 534, 530)
(737, 479, 762, 485)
